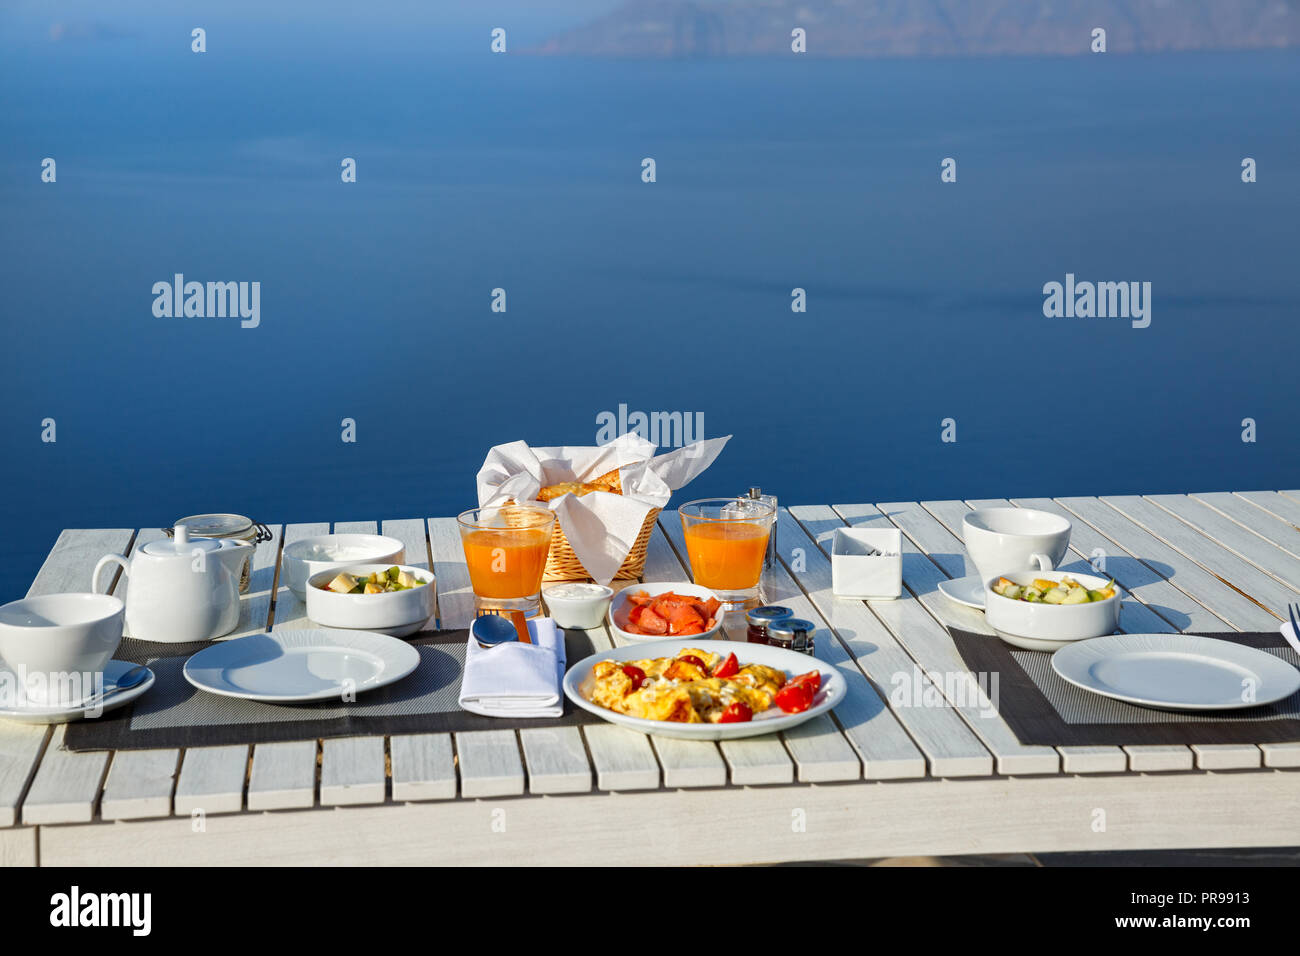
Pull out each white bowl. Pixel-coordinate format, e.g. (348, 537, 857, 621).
(607, 582, 723, 643)
(282, 534, 406, 599)
(543, 583, 614, 630)
(983, 569, 1121, 650)
(0, 593, 125, 704)
(304, 563, 435, 638)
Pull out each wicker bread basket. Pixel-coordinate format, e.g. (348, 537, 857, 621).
(542, 507, 661, 582)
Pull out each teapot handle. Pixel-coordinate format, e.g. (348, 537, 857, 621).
(92, 554, 130, 595)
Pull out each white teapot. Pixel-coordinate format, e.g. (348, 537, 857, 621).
(92, 524, 253, 643)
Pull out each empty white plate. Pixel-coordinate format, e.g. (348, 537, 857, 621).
(0, 660, 156, 724)
(938, 575, 985, 609)
(1052, 633, 1300, 711)
(184, 629, 420, 703)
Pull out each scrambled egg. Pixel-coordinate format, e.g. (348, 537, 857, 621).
(588, 648, 788, 723)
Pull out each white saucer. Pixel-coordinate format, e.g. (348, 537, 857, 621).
(938, 575, 986, 610)
(184, 629, 420, 702)
(0, 660, 156, 724)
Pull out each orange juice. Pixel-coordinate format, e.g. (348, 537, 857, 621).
(683, 521, 770, 590)
(461, 528, 550, 599)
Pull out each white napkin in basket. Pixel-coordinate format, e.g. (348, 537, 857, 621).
(458, 617, 566, 718)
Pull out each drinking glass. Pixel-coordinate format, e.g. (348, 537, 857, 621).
(679, 497, 776, 611)
(457, 505, 556, 619)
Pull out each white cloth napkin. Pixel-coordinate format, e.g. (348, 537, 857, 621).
(458, 617, 566, 718)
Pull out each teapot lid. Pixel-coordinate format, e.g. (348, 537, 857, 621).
(142, 524, 224, 556)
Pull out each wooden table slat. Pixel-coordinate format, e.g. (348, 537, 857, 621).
(428, 517, 475, 630)
(581, 724, 661, 791)
(320, 736, 387, 806)
(173, 745, 249, 815)
(1055, 497, 1278, 631)
(389, 733, 457, 801)
(21, 726, 109, 825)
(247, 740, 317, 811)
(519, 727, 592, 794)
(455, 730, 525, 798)
(100, 749, 179, 820)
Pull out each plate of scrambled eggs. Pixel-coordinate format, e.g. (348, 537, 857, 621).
(563, 639, 844, 740)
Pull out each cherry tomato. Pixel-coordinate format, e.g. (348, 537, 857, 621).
(775, 683, 814, 714)
(718, 701, 753, 723)
(713, 652, 740, 679)
(789, 670, 821, 694)
(621, 665, 646, 692)
(677, 654, 706, 669)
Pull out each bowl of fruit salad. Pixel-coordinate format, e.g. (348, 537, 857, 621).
(984, 570, 1120, 650)
(305, 564, 435, 638)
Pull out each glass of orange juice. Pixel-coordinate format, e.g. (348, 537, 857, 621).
(457, 504, 556, 618)
(679, 497, 776, 610)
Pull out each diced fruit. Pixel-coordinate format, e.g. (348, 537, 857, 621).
(1062, 587, 1090, 605)
(327, 572, 359, 594)
(1042, 588, 1068, 605)
(397, 570, 420, 588)
(364, 581, 385, 594)
(1002, 585, 1022, 600)
(1032, 579, 1057, 592)
(994, 577, 1016, 594)
(386, 566, 401, 582)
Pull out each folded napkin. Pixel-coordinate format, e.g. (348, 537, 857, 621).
(458, 617, 566, 718)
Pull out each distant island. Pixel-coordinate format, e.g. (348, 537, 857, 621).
(533, 0, 1300, 57)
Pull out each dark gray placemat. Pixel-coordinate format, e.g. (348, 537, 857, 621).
(63, 628, 602, 752)
(949, 629, 1300, 746)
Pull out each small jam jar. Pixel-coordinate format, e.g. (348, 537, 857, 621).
(767, 618, 816, 655)
(746, 605, 793, 644)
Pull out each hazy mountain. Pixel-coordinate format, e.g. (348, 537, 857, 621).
(533, 0, 1300, 57)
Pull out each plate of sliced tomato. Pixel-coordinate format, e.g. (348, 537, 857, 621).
(608, 582, 725, 642)
(563, 638, 845, 740)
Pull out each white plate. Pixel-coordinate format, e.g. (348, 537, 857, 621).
(938, 575, 985, 609)
(1052, 633, 1300, 711)
(184, 629, 420, 703)
(563, 638, 842, 740)
(0, 660, 156, 724)
(607, 582, 723, 643)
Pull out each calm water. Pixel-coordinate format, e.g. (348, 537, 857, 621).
(1, 19, 1297, 600)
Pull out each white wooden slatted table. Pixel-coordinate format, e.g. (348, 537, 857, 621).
(5, 492, 1300, 867)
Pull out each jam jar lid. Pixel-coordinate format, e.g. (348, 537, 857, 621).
(170, 513, 254, 538)
(767, 618, 816, 638)
(746, 605, 794, 627)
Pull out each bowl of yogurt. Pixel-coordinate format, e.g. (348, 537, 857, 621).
(281, 534, 406, 599)
(543, 583, 615, 630)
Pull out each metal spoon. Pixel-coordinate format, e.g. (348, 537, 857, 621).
(472, 614, 520, 649)
(80, 664, 150, 709)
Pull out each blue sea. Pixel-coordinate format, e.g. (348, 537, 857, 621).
(1, 9, 1298, 601)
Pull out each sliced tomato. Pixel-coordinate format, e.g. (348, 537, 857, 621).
(713, 652, 740, 679)
(774, 682, 814, 714)
(788, 670, 822, 694)
(677, 654, 706, 669)
(718, 702, 753, 723)
(621, 665, 646, 692)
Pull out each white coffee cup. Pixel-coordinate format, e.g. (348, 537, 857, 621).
(962, 508, 1071, 583)
(0, 593, 124, 705)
